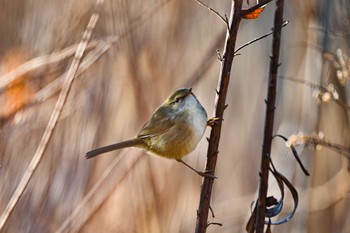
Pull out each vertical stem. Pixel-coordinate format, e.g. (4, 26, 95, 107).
(255, 0, 285, 232)
(0, 1, 103, 230)
(195, 0, 243, 232)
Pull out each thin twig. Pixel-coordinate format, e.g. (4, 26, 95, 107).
(195, 1, 243, 233)
(279, 76, 350, 112)
(315, 141, 350, 159)
(287, 133, 350, 160)
(234, 20, 288, 54)
(0, 0, 104, 230)
(193, 0, 227, 24)
(206, 222, 223, 227)
(255, 0, 284, 232)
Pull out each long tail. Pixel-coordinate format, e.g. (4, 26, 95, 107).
(86, 138, 144, 159)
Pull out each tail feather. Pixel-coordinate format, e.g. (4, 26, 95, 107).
(86, 138, 144, 159)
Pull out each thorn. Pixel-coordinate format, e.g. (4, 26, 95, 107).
(201, 172, 217, 179)
(216, 89, 220, 95)
(222, 52, 226, 60)
(269, 55, 273, 59)
(209, 205, 216, 218)
(216, 49, 223, 61)
(278, 63, 282, 67)
(264, 99, 268, 104)
(224, 14, 230, 31)
(206, 137, 210, 142)
(224, 104, 228, 110)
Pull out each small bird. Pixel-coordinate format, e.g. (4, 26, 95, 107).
(86, 88, 211, 177)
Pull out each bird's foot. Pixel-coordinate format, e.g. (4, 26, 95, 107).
(196, 171, 217, 179)
(207, 117, 223, 127)
(177, 159, 217, 179)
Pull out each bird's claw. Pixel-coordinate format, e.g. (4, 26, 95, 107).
(207, 117, 223, 127)
(197, 171, 217, 179)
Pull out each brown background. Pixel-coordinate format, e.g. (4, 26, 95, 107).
(0, 0, 349, 232)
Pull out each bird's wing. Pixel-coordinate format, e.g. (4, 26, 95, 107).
(137, 106, 175, 139)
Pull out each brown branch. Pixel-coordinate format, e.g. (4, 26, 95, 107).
(255, 0, 284, 232)
(195, 1, 243, 233)
(235, 20, 288, 55)
(0, 0, 104, 230)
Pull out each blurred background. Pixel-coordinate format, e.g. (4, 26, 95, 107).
(0, 0, 349, 232)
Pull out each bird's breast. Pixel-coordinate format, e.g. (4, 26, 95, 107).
(146, 96, 207, 160)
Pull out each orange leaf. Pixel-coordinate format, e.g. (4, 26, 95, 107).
(0, 49, 32, 118)
(242, 6, 265, 19)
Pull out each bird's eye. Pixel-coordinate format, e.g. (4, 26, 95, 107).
(174, 97, 180, 103)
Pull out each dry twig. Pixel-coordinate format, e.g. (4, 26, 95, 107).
(193, 0, 227, 24)
(235, 20, 288, 54)
(0, 0, 104, 230)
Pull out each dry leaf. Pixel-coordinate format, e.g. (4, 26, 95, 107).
(243, 6, 265, 19)
(0, 49, 32, 119)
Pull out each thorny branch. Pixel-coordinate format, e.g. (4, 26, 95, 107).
(195, 0, 243, 232)
(255, 0, 285, 232)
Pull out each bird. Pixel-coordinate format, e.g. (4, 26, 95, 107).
(86, 88, 213, 177)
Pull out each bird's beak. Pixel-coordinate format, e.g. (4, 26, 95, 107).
(187, 88, 192, 96)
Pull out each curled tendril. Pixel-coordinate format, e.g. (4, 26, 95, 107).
(246, 135, 310, 232)
(246, 161, 300, 231)
(265, 159, 299, 225)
